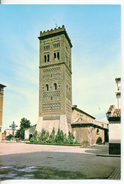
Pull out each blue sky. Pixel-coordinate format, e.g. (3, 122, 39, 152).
(0, 5, 121, 130)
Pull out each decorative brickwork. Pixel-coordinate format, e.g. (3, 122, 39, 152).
(42, 103, 61, 111)
(36, 26, 72, 134)
(43, 91, 60, 101)
(43, 116, 60, 120)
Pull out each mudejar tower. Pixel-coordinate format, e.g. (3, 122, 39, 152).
(36, 25, 73, 135)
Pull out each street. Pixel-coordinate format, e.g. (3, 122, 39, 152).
(0, 143, 121, 180)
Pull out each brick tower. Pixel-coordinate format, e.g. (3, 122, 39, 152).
(0, 83, 6, 142)
(36, 25, 73, 135)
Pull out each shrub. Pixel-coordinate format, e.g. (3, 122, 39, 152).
(48, 128, 55, 143)
(55, 128, 64, 143)
(6, 134, 14, 140)
(37, 129, 49, 142)
(33, 130, 38, 141)
(68, 131, 75, 144)
(30, 127, 80, 145)
(74, 140, 79, 144)
(30, 137, 34, 142)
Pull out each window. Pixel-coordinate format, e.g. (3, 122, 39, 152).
(44, 55, 46, 62)
(54, 52, 59, 60)
(54, 83, 57, 90)
(46, 84, 49, 91)
(44, 45, 50, 51)
(54, 53, 56, 59)
(57, 52, 59, 59)
(51, 96, 53, 100)
(97, 129, 99, 134)
(47, 54, 49, 62)
(53, 43, 60, 48)
(44, 54, 49, 62)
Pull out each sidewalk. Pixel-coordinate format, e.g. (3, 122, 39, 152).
(108, 168, 121, 179)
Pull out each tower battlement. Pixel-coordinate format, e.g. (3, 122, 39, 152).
(38, 25, 72, 48)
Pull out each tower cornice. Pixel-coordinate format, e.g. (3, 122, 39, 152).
(38, 25, 73, 48)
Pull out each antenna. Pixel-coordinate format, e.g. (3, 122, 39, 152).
(53, 19, 58, 28)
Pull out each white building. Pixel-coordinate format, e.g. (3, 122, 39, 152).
(106, 77, 121, 154)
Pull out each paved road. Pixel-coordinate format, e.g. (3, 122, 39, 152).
(0, 143, 121, 180)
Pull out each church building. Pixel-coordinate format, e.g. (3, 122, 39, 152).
(25, 25, 108, 146)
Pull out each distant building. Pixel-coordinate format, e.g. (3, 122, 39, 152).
(4, 129, 17, 137)
(0, 83, 6, 142)
(25, 124, 36, 140)
(106, 77, 121, 154)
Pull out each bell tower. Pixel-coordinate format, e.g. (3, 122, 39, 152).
(36, 25, 73, 134)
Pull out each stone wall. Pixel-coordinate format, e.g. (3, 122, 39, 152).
(72, 125, 106, 146)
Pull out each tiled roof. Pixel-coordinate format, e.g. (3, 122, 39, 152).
(106, 105, 121, 118)
(72, 105, 95, 119)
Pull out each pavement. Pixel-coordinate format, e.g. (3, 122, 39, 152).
(0, 143, 121, 180)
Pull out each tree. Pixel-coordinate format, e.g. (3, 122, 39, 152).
(6, 134, 14, 140)
(15, 118, 31, 140)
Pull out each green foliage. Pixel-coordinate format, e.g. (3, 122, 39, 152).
(68, 131, 75, 144)
(15, 129, 20, 138)
(37, 129, 49, 143)
(49, 128, 55, 143)
(30, 127, 79, 146)
(15, 118, 31, 140)
(55, 128, 64, 143)
(20, 118, 31, 129)
(33, 130, 38, 141)
(74, 140, 80, 144)
(6, 134, 14, 140)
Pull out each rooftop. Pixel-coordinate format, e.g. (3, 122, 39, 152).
(0, 83, 6, 88)
(72, 105, 96, 119)
(38, 25, 73, 48)
(106, 105, 121, 121)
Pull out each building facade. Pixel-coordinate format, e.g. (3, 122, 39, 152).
(0, 83, 6, 142)
(36, 25, 73, 135)
(106, 78, 121, 154)
(25, 26, 108, 145)
(4, 129, 17, 137)
(71, 105, 108, 146)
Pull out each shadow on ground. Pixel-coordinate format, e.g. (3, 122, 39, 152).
(0, 145, 120, 180)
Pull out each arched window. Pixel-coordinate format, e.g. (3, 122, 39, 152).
(57, 52, 59, 59)
(47, 54, 49, 62)
(54, 83, 57, 90)
(51, 96, 53, 100)
(54, 52, 60, 60)
(54, 53, 56, 60)
(46, 84, 49, 91)
(44, 55, 47, 62)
